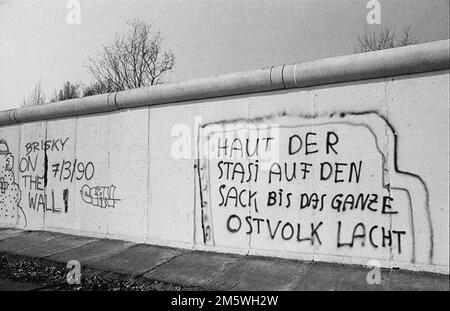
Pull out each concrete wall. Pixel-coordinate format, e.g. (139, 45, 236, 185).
(0, 42, 449, 274)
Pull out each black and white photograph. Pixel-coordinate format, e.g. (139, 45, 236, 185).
(0, 0, 448, 301)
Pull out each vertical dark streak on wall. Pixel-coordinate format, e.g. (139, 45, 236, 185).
(196, 124, 207, 244)
(44, 122, 48, 224)
(18, 124, 22, 227)
(193, 162, 197, 245)
(376, 113, 433, 262)
(63, 188, 69, 213)
(44, 123, 48, 189)
(392, 187, 415, 262)
(338, 111, 433, 262)
(51, 190, 55, 212)
(44, 149, 48, 188)
(197, 158, 207, 244)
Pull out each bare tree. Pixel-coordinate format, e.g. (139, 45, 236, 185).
(356, 25, 418, 53)
(22, 81, 46, 107)
(397, 26, 418, 47)
(50, 81, 81, 102)
(82, 81, 113, 97)
(86, 19, 175, 95)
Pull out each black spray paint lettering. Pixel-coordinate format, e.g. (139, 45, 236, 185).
(267, 189, 293, 208)
(19, 155, 38, 173)
(25, 137, 70, 156)
(268, 162, 313, 183)
(21, 175, 45, 191)
(267, 161, 362, 184)
(216, 137, 274, 158)
(218, 184, 258, 212)
(51, 159, 95, 182)
(198, 112, 434, 264)
(226, 214, 323, 245)
(27, 188, 69, 214)
(80, 184, 120, 208)
(331, 193, 397, 214)
(320, 161, 363, 183)
(299, 193, 327, 211)
(18, 154, 76, 215)
(217, 160, 259, 183)
(337, 221, 406, 253)
(288, 131, 339, 155)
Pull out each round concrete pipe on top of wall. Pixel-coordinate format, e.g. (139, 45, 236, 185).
(0, 39, 448, 126)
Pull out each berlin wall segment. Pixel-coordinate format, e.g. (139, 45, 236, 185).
(0, 136, 120, 229)
(196, 111, 433, 267)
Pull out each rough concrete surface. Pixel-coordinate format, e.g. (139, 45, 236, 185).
(88, 243, 185, 276)
(47, 239, 135, 265)
(0, 229, 447, 291)
(1, 66, 449, 274)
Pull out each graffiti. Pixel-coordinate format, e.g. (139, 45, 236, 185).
(0, 177, 8, 193)
(0, 139, 26, 227)
(18, 137, 95, 215)
(25, 137, 70, 156)
(80, 184, 120, 209)
(0, 134, 120, 230)
(51, 159, 95, 182)
(197, 112, 433, 264)
(225, 214, 324, 245)
(63, 188, 69, 213)
(24, 188, 70, 214)
(19, 156, 70, 214)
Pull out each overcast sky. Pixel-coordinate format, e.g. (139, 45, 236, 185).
(0, 0, 449, 110)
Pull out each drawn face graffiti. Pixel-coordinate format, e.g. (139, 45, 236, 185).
(0, 139, 25, 226)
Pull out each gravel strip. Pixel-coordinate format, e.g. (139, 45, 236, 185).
(0, 253, 203, 291)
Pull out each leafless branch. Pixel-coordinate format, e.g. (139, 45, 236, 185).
(22, 81, 46, 107)
(356, 25, 418, 53)
(86, 19, 175, 95)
